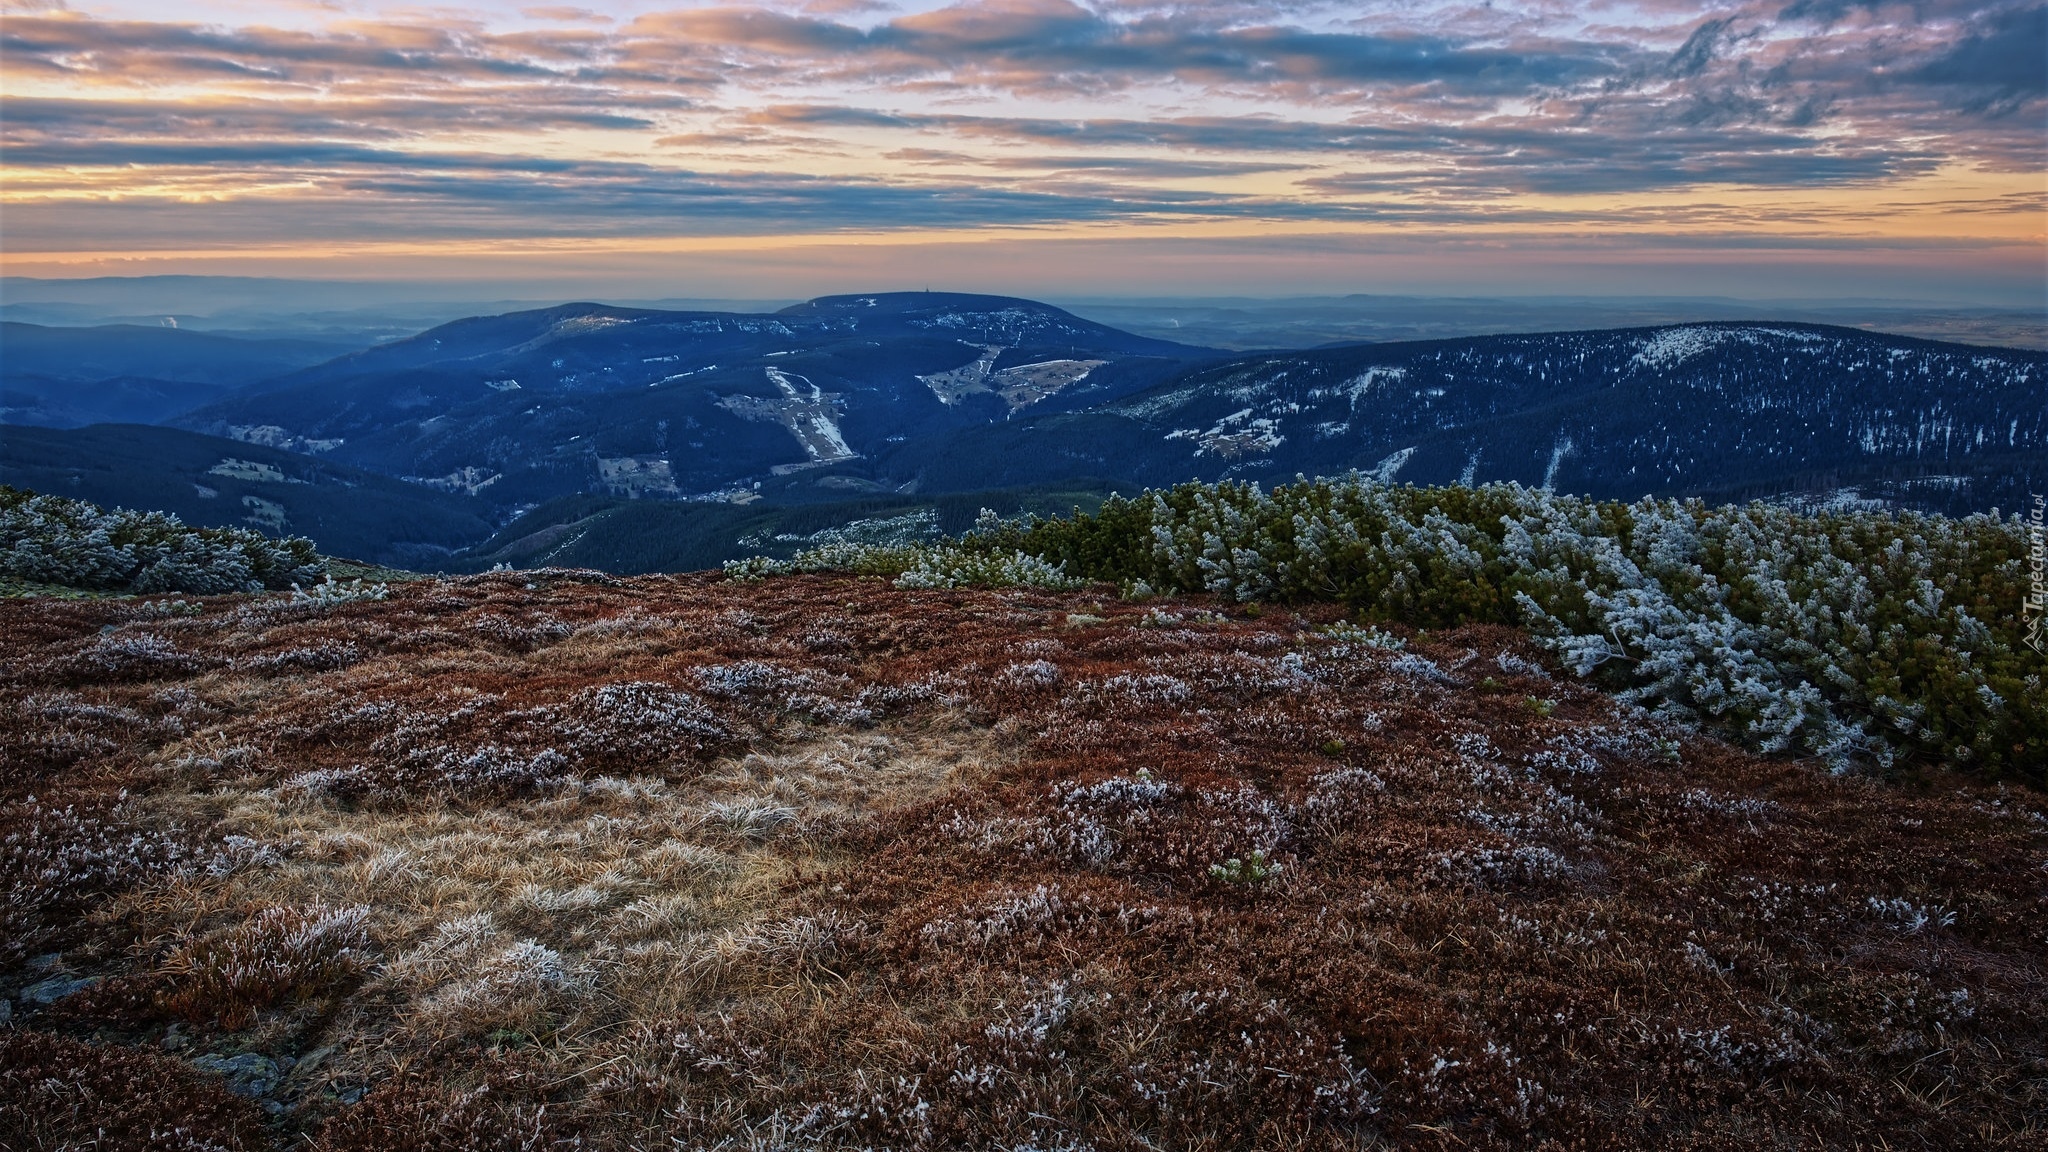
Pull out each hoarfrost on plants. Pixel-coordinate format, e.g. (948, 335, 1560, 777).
(892, 548, 1084, 591)
(784, 475, 2043, 781)
(1, 485, 323, 594)
(288, 576, 388, 608)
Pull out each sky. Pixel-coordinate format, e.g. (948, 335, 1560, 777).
(1, 0, 2043, 302)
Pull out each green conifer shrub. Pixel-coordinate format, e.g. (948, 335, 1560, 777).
(741, 477, 2043, 781)
(0, 486, 323, 594)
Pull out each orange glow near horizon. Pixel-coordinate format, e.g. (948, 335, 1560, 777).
(2, 2, 2042, 302)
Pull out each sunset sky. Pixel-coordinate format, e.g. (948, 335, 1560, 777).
(2, 0, 2042, 301)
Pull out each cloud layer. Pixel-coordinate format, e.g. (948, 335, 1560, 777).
(1, 1, 2041, 297)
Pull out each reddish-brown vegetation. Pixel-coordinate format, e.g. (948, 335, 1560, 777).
(0, 1030, 269, 1150)
(1, 570, 2043, 1149)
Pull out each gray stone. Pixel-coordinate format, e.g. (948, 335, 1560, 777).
(286, 1046, 334, 1081)
(191, 1052, 282, 1098)
(0, 997, 11, 1026)
(19, 975, 99, 1005)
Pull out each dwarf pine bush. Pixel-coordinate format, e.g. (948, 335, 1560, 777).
(1077, 479, 2043, 779)
(727, 539, 1084, 590)
(762, 481, 2044, 781)
(1209, 850, 1282, 885)
(0, 486, 322, 594)
(892, 546, 1084, 590)
(723, 540, 929, 580)
(288, 575, 388, 607)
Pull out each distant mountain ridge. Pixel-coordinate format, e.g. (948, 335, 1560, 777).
(3, 293, 2043, 572)
(890, 320, 2046, 515)
(0, 321, 361, 428)
(172, 292, 1218, 510)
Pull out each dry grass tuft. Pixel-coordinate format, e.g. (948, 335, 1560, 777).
(160, 904, 372, 1029)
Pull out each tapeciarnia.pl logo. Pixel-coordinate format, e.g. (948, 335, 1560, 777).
(2027, 492, 2046, 656)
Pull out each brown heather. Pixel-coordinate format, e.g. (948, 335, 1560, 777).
(1, 569, 2043, 1150)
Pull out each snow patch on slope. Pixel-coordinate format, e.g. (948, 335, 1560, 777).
(718, 367, 858, 465)
(1166, 408, 1285, 459)
(1368, 447, 1416, 483)
(1631, 326, 1829, 369)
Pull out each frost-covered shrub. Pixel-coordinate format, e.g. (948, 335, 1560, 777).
(277, 766, 374, 807)
(557, 681, 729, 768)
(1864, 896, 1955, 934)
(693, 660, 814, 699)
(970, 477, 2043, 781)
(1, 795, 198, 961)
(1139, 606, 1226, 627)
(1300, 766, 1387, 836)
(428, 745, 570, 798)
(1324, 621, 1406, 652)
(1038, 774, 1291, 877)
(468, 611, 571, 649)
(288, 576, 388, 607)
(1000, 659, 1062, 689)
(893, 547, 1084, 590)
(131, 597, 204, 619)
(352, 742, 570, 805)
(204, 834, 285, 878)
(740, 509, 942, 554)
(68, 632, 207, 680)
(0, 485, 322, 593)
(1388, 653, 1454, 684)
(725, 527, 1084, 591)
(1440, 844, 1572, 887)
(918, 884, 1071, 954)
(0, 1031, 269, 1152)
(723, 541, 930, 580)
(241, 641, 363, 674)
(1077, 672, 1192, 708)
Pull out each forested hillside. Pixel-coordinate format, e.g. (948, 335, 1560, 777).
(0, 426, 496, 569)
(890, 323, 2047, 516)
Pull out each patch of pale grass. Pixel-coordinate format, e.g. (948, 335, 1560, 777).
(611, 892, 703, 941)
(103, 715, 1011, 1100)
(694, 720, 1005, 826)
